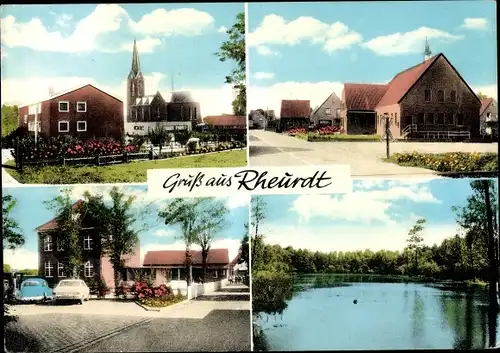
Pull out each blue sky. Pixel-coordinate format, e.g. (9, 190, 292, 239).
(254, 178, 498, 252)
(1, 3, 243, 115)
(3, 184, 249, 271)
(247, 0, 497, 114)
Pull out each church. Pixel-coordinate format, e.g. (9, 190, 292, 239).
(125, 39, 201, 136)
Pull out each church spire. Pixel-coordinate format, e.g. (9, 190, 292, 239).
(131, 38, 141, 76)
(423, 37, 432, 61)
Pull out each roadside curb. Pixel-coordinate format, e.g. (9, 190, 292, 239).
(134, 299, 189, 312)
(131, 147, 247, 163)
(134, 301, 160, 312)
(51, 317, 153, 353)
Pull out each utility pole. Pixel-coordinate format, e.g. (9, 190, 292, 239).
(483, 179, 499, 312)
(385, 114, 391, 159)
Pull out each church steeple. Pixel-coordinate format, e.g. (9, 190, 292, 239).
(423, 37, 432, 61)
(131, 38, 141, 76)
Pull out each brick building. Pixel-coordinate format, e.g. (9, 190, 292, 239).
(36, 200, 141, 289)
(126, 39, 200, 135)
(311, 92, 342, 127)
(18, 84, 124, 141)
(279, 100, 311, 131)
(203, 115, 247, 130)
(341, 52, 482, 139)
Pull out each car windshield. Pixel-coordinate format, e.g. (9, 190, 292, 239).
(23, 281, 44, 287)
(58, 281, 82, 287)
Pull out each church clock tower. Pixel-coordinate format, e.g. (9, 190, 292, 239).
(127, 39, 145, 121)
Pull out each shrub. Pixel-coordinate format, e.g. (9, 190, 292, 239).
(388, 152, 498, 172)
(252, 271, 293, 315)
(87, 276, 110, 298)
(286, 128, 307, 135)
(130, 281, 185, 307)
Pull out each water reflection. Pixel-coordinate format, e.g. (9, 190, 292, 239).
(256, 275, 500, 350)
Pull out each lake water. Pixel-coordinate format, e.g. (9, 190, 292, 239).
(256, 275, 500, 350)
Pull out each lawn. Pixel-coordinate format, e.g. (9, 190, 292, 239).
(5, 149, 247, 184)
(385, 151, 498, 173)
(307, 133, 381, 142)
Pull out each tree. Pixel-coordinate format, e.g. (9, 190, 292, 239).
(84, 187, 143, 291)
(251, 196, 267, 270)
(477, 92, 488, 100)
(3, 264, 11, 273)
(215, 12, 245, 116)
(1, 104, 19, 137)
(195, 198, 228, 283)
(158, 198, 208, 288)
(148, 123, 170, 153)
(45, 189, 85, 278)
(2, 195, 24, 251)
(239, 223, 249, 266)
(406, 218, 426, 272)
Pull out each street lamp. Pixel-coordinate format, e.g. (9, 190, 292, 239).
(384, 113, 392, 159)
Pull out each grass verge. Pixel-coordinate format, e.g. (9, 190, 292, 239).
(137, 294, 186, 308)
(308, 133, 381, 142)
(5, 149, 247, 184)
(385, 151, 498, 173)
(288, 133, 308, 141)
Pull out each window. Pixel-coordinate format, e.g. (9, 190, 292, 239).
(457, 113, 464, 126)
(325, 108, 332, 115)
(83, 235, 93, 250)
(437, 90, 444, 103)
(57, 262, 66, 278)
(44, 235, 53, 251)
(444, 113, 454, 125)
(58, 121, 69, 132)
(424, 90, 431, 102)
(24, 115, 28, 124)
(437, 113, 445, 125)
(425, 113, 434, 125)
(58, 101, 69, 112)
(57, 239, 64, 251)
(84, 261, 94, 278)
(76, 102, 87, 112)
(37, 103, 41, 114)
(487, 112, 491, 118)
(450, 90, 457, 103)
(417, 113, 425, 125)
(28, 104, 40, 115)
(77, 121, 87, 132)
(45, 261, 54, 278)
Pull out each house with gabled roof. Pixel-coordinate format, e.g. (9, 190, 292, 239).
(280, 100, 311, 131)
(18, 83, 124, 141)
(340, 52, 482, 139)
(311, 92, 342, 127)
(480, 98, 498, 137)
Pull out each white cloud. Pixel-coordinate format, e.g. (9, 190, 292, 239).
(248, 81, 344, 115)
(1, 4, 128, 52)
(3, 248, 38, 271)
(129, 8, 215, 36)
(140, 237, 241, 266)
(154, 229, 174, 237)
(362, 26, 463, 56)
(217, 25, 227, 33)
(55, 13, 73, 27)
(253, 72, 275, 80)
(1, 75, 234, 116)
(473, 84, 498, 100)
(262, 223, 458, 253)
(462, 18, 488, 30)
(255, 45, 280, 57)
(225, 194, 250, 210)
(289, 185, 439, 225)
(248, 14, 362, 53)
(118, 37, 162, 54)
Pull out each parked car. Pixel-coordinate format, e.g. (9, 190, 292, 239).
(15, 278, 53, 303)
(53, 279, 90, 304)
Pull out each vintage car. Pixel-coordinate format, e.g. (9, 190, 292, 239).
(15, 278, 53, 303)
(53, 279, 90, 304)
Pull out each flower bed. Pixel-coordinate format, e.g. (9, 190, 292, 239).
(308, 133, 381, 142)
(386, 152, 498, 172)
(131, 281, 186, 308)
(286, 128, 308, 140)
(314, 126, 345, 135)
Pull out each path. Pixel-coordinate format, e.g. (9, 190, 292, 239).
(2, 149, 19, 186)
(249, 130, 497, 177)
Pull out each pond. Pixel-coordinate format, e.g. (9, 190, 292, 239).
(255, 274, 500, 350)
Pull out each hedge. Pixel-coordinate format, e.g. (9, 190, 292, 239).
(386, 152, 498, 172)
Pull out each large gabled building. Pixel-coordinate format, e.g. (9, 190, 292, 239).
(341, 52, 482, 139)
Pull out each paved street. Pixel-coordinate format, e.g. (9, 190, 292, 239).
(249, 130, 498, 177)
(2, 149, 19, 186)
(5, 284, 251, 352)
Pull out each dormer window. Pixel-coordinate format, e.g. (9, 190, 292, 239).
(58, 101, 69, 112)
(76, 102, 87, 112)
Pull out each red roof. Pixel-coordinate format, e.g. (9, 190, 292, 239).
(376, 54, 440, 107)
(230, 253, 241, 265)
(343, 83, 388, 110)
(143, 248, 230, 266)
(280, 100, 311, 118)
(36, 200, 85, 231)
(480, 98, 494, 115)
(203, 115, 246, 127)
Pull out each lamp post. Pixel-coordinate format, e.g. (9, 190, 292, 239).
(384, 113, 392, 159)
